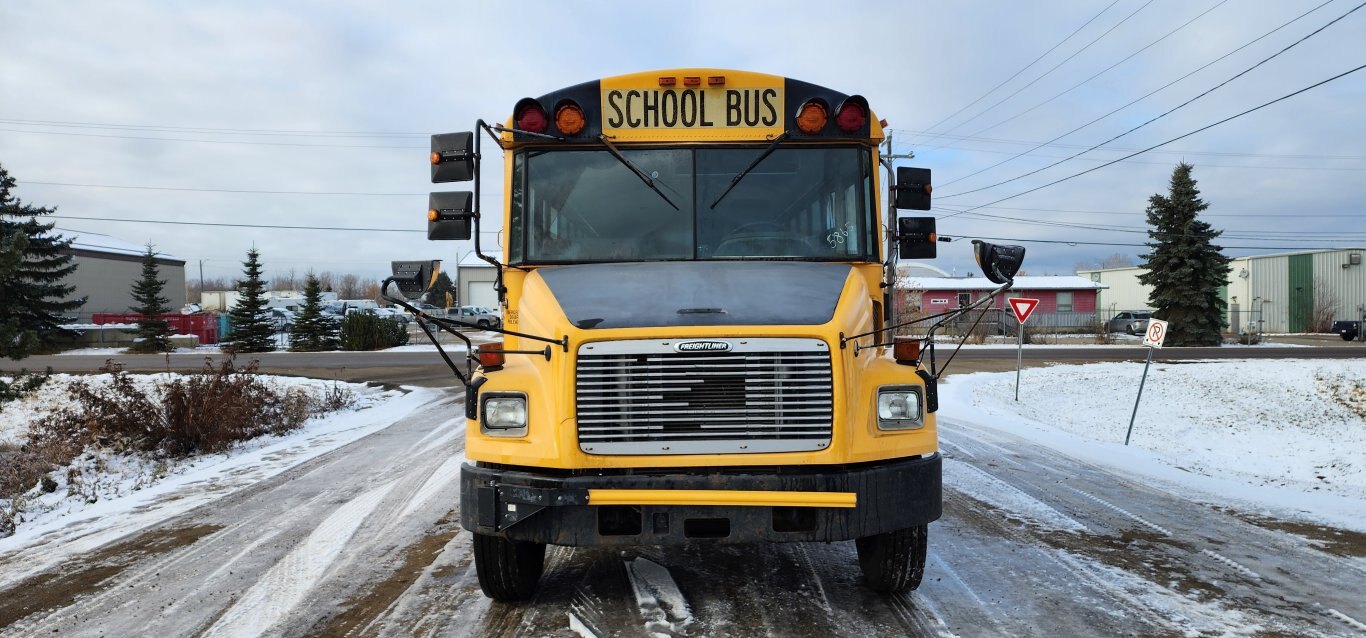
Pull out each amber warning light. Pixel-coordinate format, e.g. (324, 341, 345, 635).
(893, 336, 921, 364)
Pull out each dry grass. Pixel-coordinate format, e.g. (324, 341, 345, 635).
(0, 359, 355, 537)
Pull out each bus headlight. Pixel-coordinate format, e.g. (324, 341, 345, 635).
(482, 393, 528, 435)
(876, 386, 923, 430)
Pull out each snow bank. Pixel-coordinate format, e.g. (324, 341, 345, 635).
(940, 359, 1366, 531)
(0, 374, 434, 588)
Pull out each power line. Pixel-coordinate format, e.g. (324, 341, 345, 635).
(916, 0, 1156, 149)
(0, 117, 427, 138)
(939, 233, 1366, 251)
(937, 207, 1366, 240)
(909, 144, 1366, 171)
(948, 204, 1366, 219)
(892, 128, 1366, 160)
(51, 214, 502, 234)
(0, 127, 425, 149)
(934, 0, 1331, 189)
(915, 0, 1120, 139)
(935, 61, 1366, 219)
(938, 1, 1366, 200)
(957, 0, 1231, 144)
(24, 180, 503, 199)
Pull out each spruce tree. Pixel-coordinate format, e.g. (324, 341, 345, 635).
(429, 271, 456, 309)
(0, 163, 84, 353)
(1137, 163, 1231, 347)
(289, 273, 339, 352)
(227, 248, 276, 353)
(128, 244, 173, 353)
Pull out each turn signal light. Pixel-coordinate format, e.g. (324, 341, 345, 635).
(514, 100, 548, 134)
(429, 151, 441, 165)
(796, 101, 828, 134)
(427, 208, 438, 222)
(478, 342, 506, 368)
(893, 336, 921, 364)
(555, 102, 586, 136)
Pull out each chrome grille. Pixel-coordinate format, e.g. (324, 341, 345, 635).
(576, 338, 833, 455)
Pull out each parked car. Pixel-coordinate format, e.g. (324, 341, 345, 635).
(454, 305, 501, 329)
(1331, 320, 1361, 341)
(1107, 311, 1152, 335)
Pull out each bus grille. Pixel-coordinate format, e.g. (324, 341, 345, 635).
(575, 339, 833, 455)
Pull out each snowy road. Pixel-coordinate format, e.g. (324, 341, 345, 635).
(1, 391, 1363, 636)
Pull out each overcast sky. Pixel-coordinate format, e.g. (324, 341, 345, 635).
(2, 0, 1363, 283)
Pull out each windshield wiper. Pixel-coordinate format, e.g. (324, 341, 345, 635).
(709, 131, 790, 208)
(597, 134, 679, 211)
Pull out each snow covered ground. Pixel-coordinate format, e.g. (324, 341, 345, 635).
(940, 359, 1366, 532)
(0, 374, 435, 588)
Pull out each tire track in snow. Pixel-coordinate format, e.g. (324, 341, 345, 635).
(1198, 549, 1261, 581)
(1325, 608, 1366, 632)
(945, 462, 1087, 533)
(202, 480, 398, 637)
(1068, 487, 1173, 536)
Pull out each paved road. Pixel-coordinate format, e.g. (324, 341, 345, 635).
(1, 389, 1361, 636)
(6, 340, 1364, 385)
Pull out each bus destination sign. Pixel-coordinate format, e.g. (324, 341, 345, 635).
(601, 87, 783, 133)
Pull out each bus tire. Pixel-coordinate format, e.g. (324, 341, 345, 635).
(473, 532, 546, 601)
(856, 524, 927, 593)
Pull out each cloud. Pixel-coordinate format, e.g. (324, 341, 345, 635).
(0, 0, 1362, 283)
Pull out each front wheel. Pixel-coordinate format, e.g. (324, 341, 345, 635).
(856, 525, 927, 593)
(472, 532, 546, 601)
(477, 319, 491, 329)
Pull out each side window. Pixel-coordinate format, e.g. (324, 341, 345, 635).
(1057, 292, 1074, 313)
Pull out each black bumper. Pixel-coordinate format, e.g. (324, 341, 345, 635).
(460, 454, 941, 546)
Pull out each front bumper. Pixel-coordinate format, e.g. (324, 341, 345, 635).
(460, 454, 942, 545)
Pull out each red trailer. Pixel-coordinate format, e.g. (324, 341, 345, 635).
(92, 313, 221, 344)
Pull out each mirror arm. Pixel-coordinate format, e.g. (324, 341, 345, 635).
(380, 279, 474, 385)
(469, 120, 507, 303)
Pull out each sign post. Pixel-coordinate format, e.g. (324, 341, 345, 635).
(1125, 319, 1168, 445)
(1007, 298, 1040, 401)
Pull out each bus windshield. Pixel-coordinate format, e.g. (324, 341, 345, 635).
(509, 145, 875, 263)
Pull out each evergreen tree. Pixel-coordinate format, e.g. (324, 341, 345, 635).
(227, 248, 276, 353)
(288, 273, 339, 352)
(1137, 163, 1231, 347)
(128, 244, 173, 353)
(0, 163, 84, 354)
(429, 271, 456, 308)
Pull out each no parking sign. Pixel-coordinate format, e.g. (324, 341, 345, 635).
(1142, 319, 1169, 348)
(1128, 318, 1169, 445)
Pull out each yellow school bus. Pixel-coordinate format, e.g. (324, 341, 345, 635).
(396, 68, 1023, 601)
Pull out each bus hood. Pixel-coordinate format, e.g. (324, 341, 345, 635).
(535, 261, 853, 329)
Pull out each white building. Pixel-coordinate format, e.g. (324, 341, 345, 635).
(457, 252, 500, 309)
(1078, 248, 1366, 333)
(59, 229, 186, 321)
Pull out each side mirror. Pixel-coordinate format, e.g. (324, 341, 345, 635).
(897, 216, 937, 259)
(893, 167, 932, 210)
(431, 132, 475, 183)
(428, 192, 473, 240)
(972, 240, 1026, 284)
(390, 260, 442, 299)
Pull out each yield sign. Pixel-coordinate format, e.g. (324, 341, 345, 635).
(1008, 297, 1040, 323)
